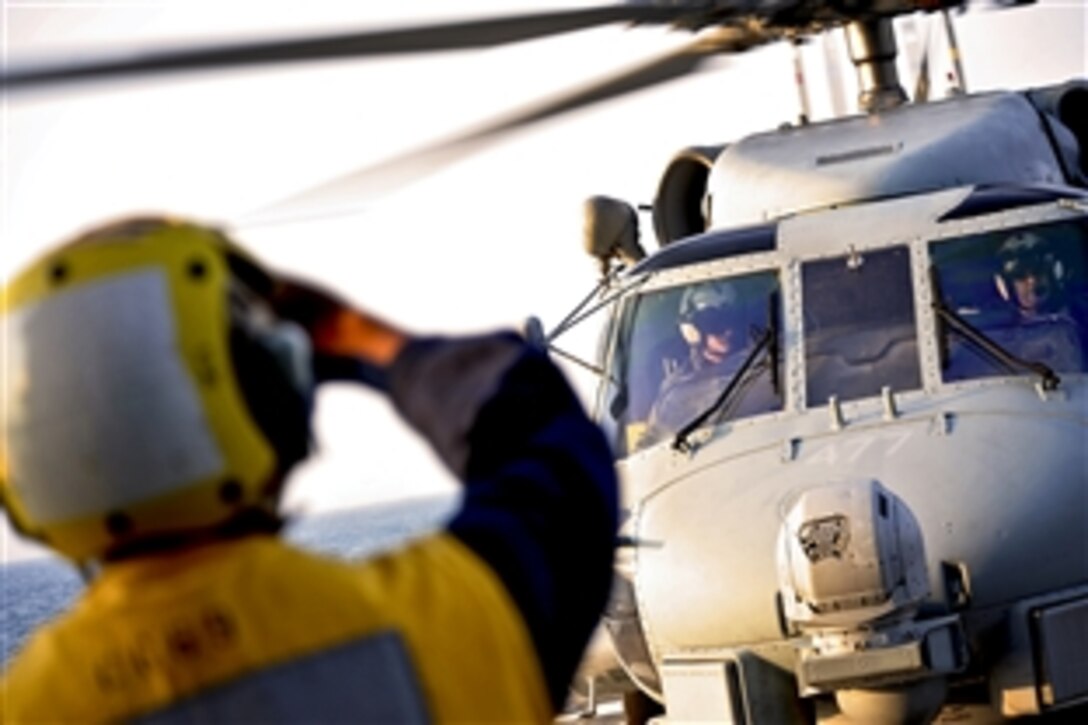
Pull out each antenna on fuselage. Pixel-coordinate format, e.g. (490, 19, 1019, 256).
(900, 14, 933, 103)
(792, 38, 812, 125)
(942, 8, 967, 94)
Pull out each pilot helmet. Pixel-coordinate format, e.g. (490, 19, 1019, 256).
(0, 217, 314, 562)
(994, 230, 1066, 313)
(678, 281, 740, 346)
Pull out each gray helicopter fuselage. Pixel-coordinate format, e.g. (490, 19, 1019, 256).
(592, 83, 1088, 720)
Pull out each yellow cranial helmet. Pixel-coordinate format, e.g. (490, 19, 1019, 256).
(1, 217, 313, 561)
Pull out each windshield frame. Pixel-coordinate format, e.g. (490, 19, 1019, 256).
(598, 251, 786, 457)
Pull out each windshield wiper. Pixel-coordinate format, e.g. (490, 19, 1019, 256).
(932, 299, 1061, 391)
(672, 325, 774, 453)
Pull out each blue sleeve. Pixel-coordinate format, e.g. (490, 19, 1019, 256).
(387, 333, 618, 708)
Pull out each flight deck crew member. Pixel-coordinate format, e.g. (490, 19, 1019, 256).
(0, 217, 618, 723)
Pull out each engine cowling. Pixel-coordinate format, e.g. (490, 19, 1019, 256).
(1027, 80, 1088, 186)
(652, 144, 727, 246)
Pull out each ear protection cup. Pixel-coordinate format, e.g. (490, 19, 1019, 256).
(994, 272, 1011, 304)
(221, 245, 314, 477)
(229, 316, 314, 477)
(679, 321, 702, 345)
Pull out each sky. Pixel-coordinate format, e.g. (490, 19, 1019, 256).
(2, 0, 1085, 562)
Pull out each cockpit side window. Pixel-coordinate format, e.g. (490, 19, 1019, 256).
(606, 271, 782, 457)
(802, 246, 922, 405)
(929, 219, 1088, 382)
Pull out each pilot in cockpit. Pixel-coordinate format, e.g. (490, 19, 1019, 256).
(643, 282, 751, 439)
(678, 283, 743, 370)
(996, 232, 1067, 320)
(992, 231, 1084, 370)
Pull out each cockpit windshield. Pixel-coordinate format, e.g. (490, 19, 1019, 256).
(929, 219, 1088, 381)
(598, 218, 1088, 459)
(604, 271, 782, 456)
(802, 246, 922, 405)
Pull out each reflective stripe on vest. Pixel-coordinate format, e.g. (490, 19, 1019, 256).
(135, 631, 429, 724)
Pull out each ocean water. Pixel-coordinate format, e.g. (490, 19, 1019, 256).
(1, 495, 458, 668)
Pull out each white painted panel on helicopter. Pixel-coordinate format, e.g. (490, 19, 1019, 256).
(776, 186, 972, 257)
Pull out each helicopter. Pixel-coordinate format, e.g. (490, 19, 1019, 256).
(4, 2, 1087, 723)
(566, 11, 1088, 725)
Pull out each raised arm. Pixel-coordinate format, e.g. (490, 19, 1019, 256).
(274, 281, 618, 708)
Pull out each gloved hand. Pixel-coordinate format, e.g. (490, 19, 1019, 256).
(271, 278, 408, 389)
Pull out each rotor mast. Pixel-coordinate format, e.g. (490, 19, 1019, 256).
(845, 18, 908, 112)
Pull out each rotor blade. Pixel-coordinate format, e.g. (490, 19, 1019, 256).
(242, 31, 747, 226)
(900, 14, 932, 102)
(2, 5, 686, 91)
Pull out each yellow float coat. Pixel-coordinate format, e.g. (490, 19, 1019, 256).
(2, 533, 551, 723)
